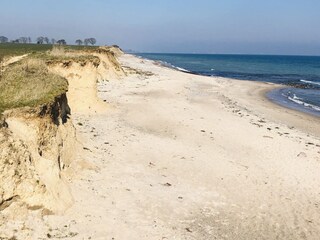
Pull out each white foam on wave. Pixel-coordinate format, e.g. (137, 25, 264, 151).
(292, 94, 303, 101)
(176, 67, 191, 73)
(156, 61, 192, 73)
(288, 94, 320, 112)
(300, 79, 320, 86)
(156, 60, 175, 68)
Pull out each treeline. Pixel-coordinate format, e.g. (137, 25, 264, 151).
(0, 36, 97, 46)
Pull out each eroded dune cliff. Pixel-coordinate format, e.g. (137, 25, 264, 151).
(0, 46, 124, 222)
(0, 95, 76, 215)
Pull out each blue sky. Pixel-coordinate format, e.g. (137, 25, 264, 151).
(1, 0, 320, 55)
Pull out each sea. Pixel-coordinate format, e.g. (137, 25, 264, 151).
(137, 53, 320, 117)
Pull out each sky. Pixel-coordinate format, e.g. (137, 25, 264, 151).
(1, 0, 320, 55)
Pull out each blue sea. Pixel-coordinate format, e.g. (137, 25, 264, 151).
(137, 53, 320, 117)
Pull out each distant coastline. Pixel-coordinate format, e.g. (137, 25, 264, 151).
(133, 52, 320, 57)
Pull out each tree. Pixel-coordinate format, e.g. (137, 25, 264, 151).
(88, 38, 96, 45)
(84, 38, 96, 46)
(89, 38, 96, 45)
(27, 37, 32, 43)
(56, 39, 67, 45)
(37, 36, 44, 44)
(51, 38, 56, 45)
(43, 37, 50, 44)
(75, 39, 83, 45)
(0, 36, 8, 43)
(19, 37, 28, 43)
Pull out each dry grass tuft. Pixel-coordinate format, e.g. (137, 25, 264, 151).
(0, 57, 3, 78)
(50, 45, 66, 56)
(27, 46, 101, 67)
(50, 46, 80, 58)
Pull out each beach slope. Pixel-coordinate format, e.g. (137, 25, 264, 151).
(3, 53, 320, 239)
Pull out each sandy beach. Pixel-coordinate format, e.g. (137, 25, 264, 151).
(2, 53, 320, 239)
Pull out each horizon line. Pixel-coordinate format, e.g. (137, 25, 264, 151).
(131, 51, 320, 57)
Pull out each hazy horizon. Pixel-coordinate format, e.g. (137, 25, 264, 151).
(1, 0, 320, 55)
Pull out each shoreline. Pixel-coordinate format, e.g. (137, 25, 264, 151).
(136, 53, 320, 122)
(267, 87, 320, 118)
(141, 55, 320, 137)
(214, 77, 320, 137)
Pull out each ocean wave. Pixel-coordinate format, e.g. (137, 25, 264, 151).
(288, 94, 320, 112)
(154, 60, 178, 70)
(157, 60, 171, 66)
(300, 79, 320, 86)
(158, 61, 191, 73)
(292, 93, 303, 101)
(175, 67, 191, 73)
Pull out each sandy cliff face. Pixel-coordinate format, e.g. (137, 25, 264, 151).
(49, 47, 125, 114)
(0, 47, 124, 217)
(0, 94, 76, 216)
(94, 46, 125, 80)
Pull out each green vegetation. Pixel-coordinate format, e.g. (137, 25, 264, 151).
(0, 58, 68, 113)
(0, 43, 99, 60)
(0, 43, 53, 60)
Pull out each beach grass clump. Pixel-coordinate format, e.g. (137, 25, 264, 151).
(31, 46, 101, 67)
(0, 58, 68, 113)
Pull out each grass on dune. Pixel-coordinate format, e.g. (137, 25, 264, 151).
(0, 43, 53, 60)
(0, 58, 68, 114)
(0, 44, 101, 114)
(0, 43, 99, 60)
(35, 46, 101, 66)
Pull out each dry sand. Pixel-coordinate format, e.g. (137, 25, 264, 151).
(3, 54, 320, 239)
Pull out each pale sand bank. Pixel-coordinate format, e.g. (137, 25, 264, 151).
(3, 54, 320, 239)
